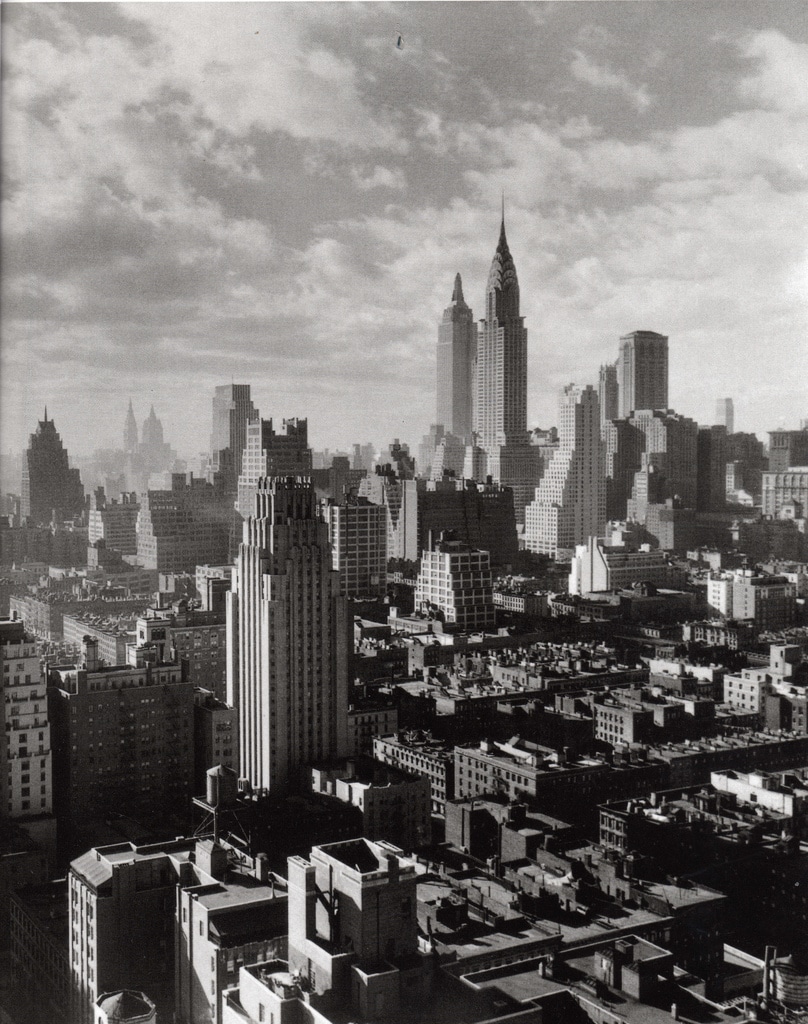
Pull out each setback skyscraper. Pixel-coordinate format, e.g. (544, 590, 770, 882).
(235, 417, 312, 519)
(524, 384, 606, 557)
(227, 477, 349, 793)
(209, 384, 257, 493)
(471, 211, 541, 521)
(475, 214, 527, 448)
(436, 273, 476, 443)
(21, 411, 85, 524)
(617, 330, 669, 418)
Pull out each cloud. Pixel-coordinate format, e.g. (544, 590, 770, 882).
(2, 6, 807, 459)
(570, 50, 652, 111)
(738, 29, 808, 114)
(351, 165, 407, 191)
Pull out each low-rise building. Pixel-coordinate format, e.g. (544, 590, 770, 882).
(373, 733, 455, 814)
(569, 536, 686, 597)
(346, 697, 398, 757)
(310, 756, 431, 850)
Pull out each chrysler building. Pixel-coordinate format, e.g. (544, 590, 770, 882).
(468, 209, 541, 521)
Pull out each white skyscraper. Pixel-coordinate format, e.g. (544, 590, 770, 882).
(524, 384, 606, 557)
(227, 476, 349, 793)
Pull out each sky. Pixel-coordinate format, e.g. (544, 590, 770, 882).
(2, 1, 808, 466)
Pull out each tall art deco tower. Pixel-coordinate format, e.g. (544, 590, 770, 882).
(475, 212, 527, 447)
(469, 209, 541, 522)
(436, 273, 476, 443)
(226, 476, 349, 794)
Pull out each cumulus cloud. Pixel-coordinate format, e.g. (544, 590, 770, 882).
(351, 165, 408, 191)
(570, 50, 652, 111)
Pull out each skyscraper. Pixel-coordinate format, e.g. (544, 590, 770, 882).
(697, 425, 729, 511)
(625, 409, 699, 523)
(325, 497, 387, 599)
(715, 397, 734, 434)
(475, 214, 527, 449)
(524, 384, 606, 557)
(437, 273, 476, 442)
(471, 211, 541, 521)
(235, 417, 312, 518)
(20, 411, 85, 524)
(227, 477, 349, 794)
(598, 362, 619, 432)
(209, 384, 257, 493)
(123, 399, 138, 454)
(617, 330, 669, 418)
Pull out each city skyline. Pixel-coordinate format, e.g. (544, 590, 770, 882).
(2, 1, 808, 465)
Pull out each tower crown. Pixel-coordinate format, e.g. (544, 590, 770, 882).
(486, 211, 519, 320)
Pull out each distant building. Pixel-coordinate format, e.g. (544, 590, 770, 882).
(21, 412, 85, 525)
(616, 330, 669, 418)
(325, 497, 387, 598)
(122, 404, 179, 493)
(715, 397, 734, 434)
(429, 431, 467, 481)
(195, 564, 232, 613)
(625, 410, 699, 524)
(524, 384, 606, 558)
(136, 474, 231, 572)
(768, 428, 808, 473)
(708, 568, 796, 630)
(382, 476, 518, 568)
(598, 362, 619, 433)
(415, 536, 495, 633)
(60, 612, 135, 666)
(437, 273, 476, 443)
(235, 417, 312, 519)
(347, 698, 399, 757)
(208, 384, 257, 494)
(762, 467, 808, 520)
(697, 425, 729, 511)
(569, 537, 685, 596)
(88, 489, 139, 556)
